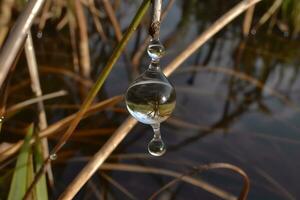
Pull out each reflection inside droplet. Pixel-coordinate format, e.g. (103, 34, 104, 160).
(147, 39, 165, 61)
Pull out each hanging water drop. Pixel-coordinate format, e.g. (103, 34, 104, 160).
(147, 39, 165, 61)
(148, 123, 166, 156)
(50, 153, 57, 160)
(125, 0, 175, 156)
(125, 42, 175, 156)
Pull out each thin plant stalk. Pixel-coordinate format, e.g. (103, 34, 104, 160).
(132, 0, 175, 68)
(100, 173, 137, 200)
(0, 0, 15, 46)
(148, 163, 250, 200)
(58, 1, 262, 199)
(6, 90, 67, 116)
(88, 0, 108, 42)
(37, 0, 51, 32)
(40, 66, 93, 87)
(0, 0, 45, 88)
(68, 10, 80, 73)
(25, 31, 54, 186)
(23, 1, 151, 196)
(243, 4, 255, 37)
(251, 0, 282, 33)
(102, 0, 123, 41)
(99, 163, 237, 200)
(75, 0, 91, 78)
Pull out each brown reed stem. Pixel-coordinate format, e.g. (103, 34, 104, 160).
(0, 0, 45, 88)
(75, 0, 91, 78)
(243, 4, 255, 37)
(25, 31, 54, 186)
(102, 0, 123, 41)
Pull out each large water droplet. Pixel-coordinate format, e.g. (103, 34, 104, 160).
(126, 80, 176, 124)
(50, 153, 57, 160)
(147, 39, 165, 61)
(148, 137, 166, 156)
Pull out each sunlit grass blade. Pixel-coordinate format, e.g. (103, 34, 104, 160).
(8, 124, 34, 200)
(33, 134, 48, 200)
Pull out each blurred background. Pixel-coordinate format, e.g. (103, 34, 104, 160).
(1, 0, 300, 199)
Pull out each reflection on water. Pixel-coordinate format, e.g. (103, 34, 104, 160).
(2, 0, 300, 199)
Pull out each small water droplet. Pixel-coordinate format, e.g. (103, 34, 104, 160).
(147, 39, 165, 61)
(148, 138, 166, 156)
(37, 31, 43, 39)
(50, 154, 57, 160)
(0, 116, 4, 123)
(250, 29, 256, 35)
(147, 123, 166, 156)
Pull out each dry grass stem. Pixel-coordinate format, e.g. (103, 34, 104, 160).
(88, 0, 108, 42)
(0, 0, 14, 46)
(0, 0, 45, 88)
(100, 172, 137, 200)
(38, 0, 51, 31)
(102, 0, 123, 41)
(99, 163, 237, 200)
(58, 117, 138, 200)
(40, 66, 93, 87)
(75, 0, 91, 78)
(243, 5, 255, 37)
(148, 163, 250, 200)
(25, 31, 54, 186)
(6, 90, 67, 116)
(67, 12, 80, 73)
(251, 0, 282, 33)
(255, 168, 296, 200)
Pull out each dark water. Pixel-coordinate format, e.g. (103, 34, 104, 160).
(2, 0, 300, 199)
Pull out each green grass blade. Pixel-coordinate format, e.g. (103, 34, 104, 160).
(33, 135, 48, 200)
(8, 124, 34, 200)
(27, 154, 36, 200)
